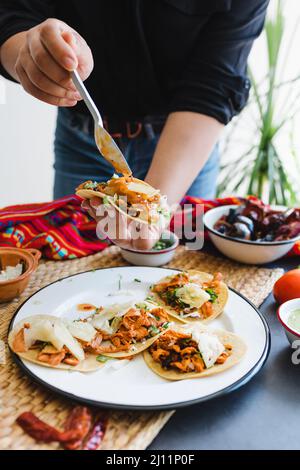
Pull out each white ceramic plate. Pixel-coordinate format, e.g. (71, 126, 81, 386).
(9, 267, 270, 410)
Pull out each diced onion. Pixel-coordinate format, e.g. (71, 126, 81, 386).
(65, 320, 97, 343)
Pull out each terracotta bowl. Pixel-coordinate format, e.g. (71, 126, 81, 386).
(0, 248, 41, 303)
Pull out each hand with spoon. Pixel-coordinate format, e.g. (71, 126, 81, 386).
(1, 18, 93, 106)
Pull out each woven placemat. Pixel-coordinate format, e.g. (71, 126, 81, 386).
(0, 246, 283, 450)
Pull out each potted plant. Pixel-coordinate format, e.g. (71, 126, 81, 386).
(218, 0, 300, 205)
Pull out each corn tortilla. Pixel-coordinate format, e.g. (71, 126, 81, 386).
(8, 315, 104, 372)
(150, 270, 229, 324)
(143, 328, 246, 380)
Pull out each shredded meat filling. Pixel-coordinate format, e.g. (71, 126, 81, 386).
(37, 349, 66, 367)
(152, 273, 189, 294)
(36, 345, 79, 367)
(78, 178, 161, 224)
(100, 177, 160, 205)
(12, 328, 27, 353)
(79, 178, 160, 206)
(152, 272, 222, 319)
(95, 307, 169, 354)
(12, 305, 170, 365)
(149, 330, 231, 374)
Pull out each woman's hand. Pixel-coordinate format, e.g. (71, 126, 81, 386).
(82, 198, 165, 251)
(12, 18, 93, 106)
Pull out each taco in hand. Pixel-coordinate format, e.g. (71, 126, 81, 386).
(8, 315, 104, 372)
(150, 270, 229, 324)
(143, 325, 246, 381)
(88, 301, 172, 358)
(76, 175, 170, 225)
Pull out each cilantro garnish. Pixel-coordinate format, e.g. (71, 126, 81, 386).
(96, 355, 110, 363)
(84, 181, 98, 190)
(152, 239, 173, 251)
(149, 326, 160, 336)
(205, 288, 218, 303)
(102, 196, 110, 206)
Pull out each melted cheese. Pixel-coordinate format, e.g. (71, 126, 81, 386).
(91, 303, 133, 333)
(65, 320, 97, 343)
(24, 319, 84, 361)
(193, 330, 225, 368)
(175, 283, 210, 308)
(126, 181, 159, 197)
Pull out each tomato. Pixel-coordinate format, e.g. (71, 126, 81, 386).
(273, 268, 300, 304)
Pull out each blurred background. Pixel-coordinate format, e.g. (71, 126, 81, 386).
(1, 0, 299, 207)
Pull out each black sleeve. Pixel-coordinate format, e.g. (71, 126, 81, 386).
(0, 0, 55, 81)
(168, 0, 269, 125)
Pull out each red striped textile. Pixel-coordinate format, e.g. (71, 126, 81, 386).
(0, 194, 299, 260)
(0, 195, 107, 260)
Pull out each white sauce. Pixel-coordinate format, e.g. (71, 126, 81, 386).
(0, 264, 23, 282)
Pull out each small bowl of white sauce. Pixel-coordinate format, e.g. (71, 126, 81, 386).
(277, 298, 300, 345)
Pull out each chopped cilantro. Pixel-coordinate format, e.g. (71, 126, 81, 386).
(137, 303, 150, 311)
(84, 181, 98, 190)
(164, 288, 189, 309)
(102, 196, 110, 206)
(152, 239, 174, 251)
(163, 322, 170, 329)
(205, 288, 218, 303)
(145, 306, 150, 311)
(134, 278, 141, 283)
(96, 355, 110, 363)
(157, 208, 171, 219)
(149, 326, 160, 336)
(181, 338, 191, 345)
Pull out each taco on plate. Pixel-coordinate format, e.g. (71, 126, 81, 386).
(8, 315, 104, 372)
(88, 301, 172, 358)
(150, 270, 229, 324)
(143, 325, 246, 380)
(76, 175, 170, 225)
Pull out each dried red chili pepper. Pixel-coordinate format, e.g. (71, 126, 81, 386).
(61, 406, 92, 450)
(16, 412, 62, 443)
(16, 407, 107, 451)
(82, 414, 108, 450)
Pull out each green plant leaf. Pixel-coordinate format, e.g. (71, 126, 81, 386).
(219, 0, 300, 205)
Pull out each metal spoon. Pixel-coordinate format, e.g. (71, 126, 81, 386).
(71, 70, 132, 177)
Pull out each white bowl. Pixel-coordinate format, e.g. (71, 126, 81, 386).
(277, 298, 300, 346)
(120, 231, 179, 267)
(203, 205, 300, 265)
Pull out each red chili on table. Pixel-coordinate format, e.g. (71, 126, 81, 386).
(82, 416, 108, 451)
(61, 406, 93, 450)
(16, 412, 62, 443)
(16, 406, 107, 450)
